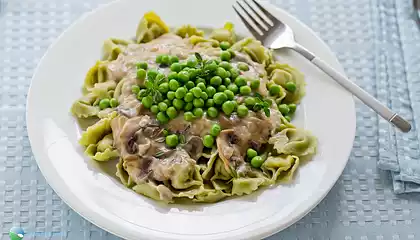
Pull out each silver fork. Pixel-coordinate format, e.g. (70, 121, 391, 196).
(233, 0, 411, 133)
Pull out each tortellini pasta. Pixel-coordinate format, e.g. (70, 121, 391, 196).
(135, 11, 169, 43)
(175, 25, 204, 38)
(231, 37, 273, 66)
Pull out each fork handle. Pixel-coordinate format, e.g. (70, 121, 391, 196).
(293, 44, 411, 133)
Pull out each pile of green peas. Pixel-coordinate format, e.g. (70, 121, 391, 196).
(131, 48, 274, 124)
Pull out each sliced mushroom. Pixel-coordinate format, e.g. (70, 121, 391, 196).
(216, 129, 246, 168)
(183, 135, 204, 160)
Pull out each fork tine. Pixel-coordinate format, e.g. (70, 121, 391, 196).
(242, 0, 270, 28)
(236, 1, 267, 32)
(233, 4, 263, 40)
(250, 0, 279, 25)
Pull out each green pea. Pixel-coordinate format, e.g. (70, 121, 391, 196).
(217, 85, 226, 93)
(173, 99, 185, 110)
(187, 57, 198, 68)
(220, 51, 231, 61)
(213, 92, 228, 105)
(285, 82, 297, 92)
(158, 83, 169, 94)
(210, 76, 223, 86)
(240, 86, 252, 95)
(180, 62, 188, 69)
(204, 61, 218, 72)
(166, 134, 179, 148)
(203, 135, 215, 148)
(193, 108, 204, 118)
(166, 106, 178, 119)
(250, 156, 264, 168)
(220, 41, 231, 50)
(237, 104, 249, 117)
(278, 104, 290, 115)
(284, 115, 292, 122)
(222, 101, 235, 115)
(247, 149, 258, 159)
(131, 85, 140, 94)
(167, 91, 176, 100)
(229, 68, 239, 79)
(197, 82, 206, 91)
(269, 84, 281, 96)
(141, 96, 153, 108)
(110, 98, 118, 108)
(219, 61, 232, 70)
(161, 55, 170, 65)
(189, 68, 199, 79)
(157, 102, 167, 112)
(196, 77, 206, 85)
(250, 80, 260, 90)
(232, 100, 238, 110)
(200, 92, 209, 100)
(136, 62, 148, 70)
(177, 71, 189, 83)
(99, 98, 110, 110)
(175, 87, 187, 99)
(184, 111, 195, 122)
(207, 107, 219, 118)
(221, 90, 233, 100)
(157, 112, 169, 124)
(206, 86, 217, 97)
(223, 78, 232, 86)
(191, 87, 202, 98)
(185, 102, 193, 111)
(167, 72, 177, 81)
(235, 76, 247, 87)
(163, 99, 171, 106)
(185, 81, 195, 90)
(137, 69, 147, 80)
(156, 55, 163, 64)
(244, 97, 256, 107)
(147, 69, 159, 80)
(171, 63, 182, 72)
(265, 98, 273, 106)
(150, 105, 159, 114)
(210, 124, 221, 137)
(288, 104, 297, 113)
(227, 84, 239, 94)
(206, 99, 215, 107)
(237, 62, 249, 71)
(193, 98, 205, 108)
(216, 67, 229, 79)
(169, 79, 180, 91)
(184, 92, 194, 102)
(170, 55, 179, 64)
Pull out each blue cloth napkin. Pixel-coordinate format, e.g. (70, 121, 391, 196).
(376, 0, 420, 193)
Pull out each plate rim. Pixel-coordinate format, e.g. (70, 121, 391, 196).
(26, 0, 356, 239)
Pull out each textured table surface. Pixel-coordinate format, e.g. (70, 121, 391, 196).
(1, 0, 420, 239)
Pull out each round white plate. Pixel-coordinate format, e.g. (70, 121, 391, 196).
(26, 0, 356, 239)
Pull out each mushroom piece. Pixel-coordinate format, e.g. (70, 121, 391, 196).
(183, 135, 204, 160)
(216, 129, 247, 168)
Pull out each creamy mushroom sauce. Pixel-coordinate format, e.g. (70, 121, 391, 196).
(107, 33, 281, 185)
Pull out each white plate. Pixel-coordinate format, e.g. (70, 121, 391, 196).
(26, 0, 356, 239)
